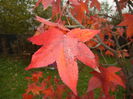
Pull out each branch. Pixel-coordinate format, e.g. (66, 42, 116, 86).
(66, 8, 85, 29)
(95, 35, 117, 54)
(119, 41, 132, 49)
(102, 62, 118, 66)
(100, 50, 108, 64)
(114, 0, 122, 19)
(128, 0, 133, 7)
(111, 32, 121, 50)
(90, 42, 101, 49)
(65, 25, 82, 28)
(128, 4, 133, 14)
(98, 14, 119, 20)
(66, 7, 117, 55)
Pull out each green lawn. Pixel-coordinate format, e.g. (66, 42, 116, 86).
(0, 57, 29, 99)
(0, 56, 126, 99)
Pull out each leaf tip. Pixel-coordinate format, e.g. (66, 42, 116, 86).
(94, 67, 100, 73)
(25, 66, 31, 71)
(25, 67, 29, 71)
(73, 89, 78, 96)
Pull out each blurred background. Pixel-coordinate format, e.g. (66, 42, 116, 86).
(0, 0, 52, 58)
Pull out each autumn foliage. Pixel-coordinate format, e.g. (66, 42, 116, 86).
(23, 72, 67, 99)
(24, 0, 133, 98)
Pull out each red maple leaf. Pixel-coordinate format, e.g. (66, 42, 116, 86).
(25, 27, 99, 95)
(88, 66, 125, 96)
(119, 14, 133, 38)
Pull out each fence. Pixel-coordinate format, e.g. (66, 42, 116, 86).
(0, 34, 39, 57)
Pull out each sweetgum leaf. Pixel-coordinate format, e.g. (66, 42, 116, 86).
(28, 28, 63, 46)
(56, 46, 78, 95)
(87, 76, 101, 92)
(88, 66, 125, 95)
(26, 27, 99, 95)
(77, 42, 99, 70)
(36, 16, 69, 31)
(70, 1, 89, 24)
(119, 14, 133, 38)
(67, 28, 100, 42)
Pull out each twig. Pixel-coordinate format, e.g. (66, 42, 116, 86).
(65, 25, 82, 28)
(66, 7, 85, 29)
(98, 14, 119, 20)
(119, 41, 132, 49)
(95, 35, 117, 55)
(111, 32, 121, 49)
(128, 75, 133, 80)
(100, 50, 108, 64)
(90, 42, 101, 49)
(102, 62, 118, 66)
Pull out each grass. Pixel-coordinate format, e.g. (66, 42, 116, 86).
(0, 55, 128, 99)
(0, 56, 60, 99)
(0, 57, 30, 99)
